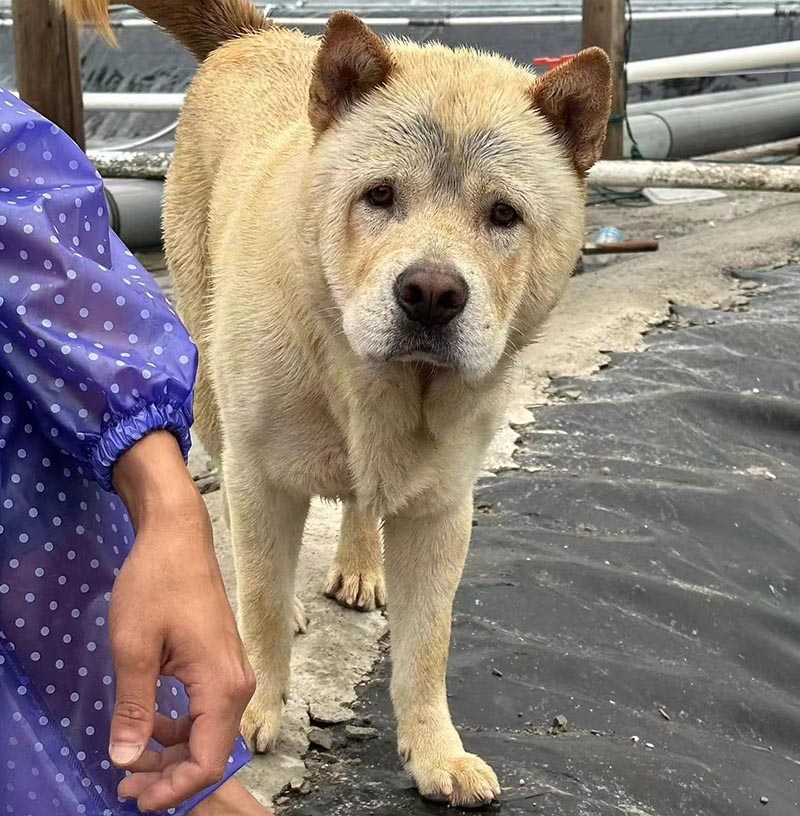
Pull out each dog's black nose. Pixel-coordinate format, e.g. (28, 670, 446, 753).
(394, 265, 469, 327)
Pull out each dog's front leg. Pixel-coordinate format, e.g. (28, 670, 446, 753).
(384, 496, 500, 808)
(225, 457, 310, 754)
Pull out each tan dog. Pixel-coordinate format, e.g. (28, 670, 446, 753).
(63, 0, 611, 805)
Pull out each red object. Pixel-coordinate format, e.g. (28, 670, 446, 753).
(533, 54, 576, 70)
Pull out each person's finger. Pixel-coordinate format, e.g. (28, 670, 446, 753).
(127, 743, 191, 774)
(186, 696, 242, 786)
(137, 670, 251, 809)
(118, 770, 164, 802)
(152, 713, 192, 748)
(135, 708, 240, 811)
(132, 757, 212, 812)
(109, 636, 161, 767)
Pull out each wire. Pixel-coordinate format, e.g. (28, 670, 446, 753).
(101, 119, 178, 152)
(623, 0, 644, 160)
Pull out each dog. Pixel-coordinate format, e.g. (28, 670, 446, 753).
(62, 0, 611, 805)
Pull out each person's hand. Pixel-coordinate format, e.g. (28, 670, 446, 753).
(110, 431, 256, 811)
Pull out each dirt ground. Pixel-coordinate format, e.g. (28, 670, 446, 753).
(140, 187, 800, 807)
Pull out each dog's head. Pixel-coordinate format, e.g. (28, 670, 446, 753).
(305, 13, 611, 381)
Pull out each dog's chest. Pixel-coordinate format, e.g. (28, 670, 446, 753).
(258, 360, 498, 512)
(344, 396, 488, 515)
(268, 402, 477, 512)
(263, 408, 354, 500)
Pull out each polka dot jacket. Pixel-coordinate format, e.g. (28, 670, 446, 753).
(0, 89, 249, 815)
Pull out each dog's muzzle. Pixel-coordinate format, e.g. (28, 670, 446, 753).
(385, 264, 469, 368)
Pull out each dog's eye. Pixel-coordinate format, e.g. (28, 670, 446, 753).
(366, 184, 395, 208)
(489, 202, 519, 229)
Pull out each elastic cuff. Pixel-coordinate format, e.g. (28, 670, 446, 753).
(91, 402, 193, 492)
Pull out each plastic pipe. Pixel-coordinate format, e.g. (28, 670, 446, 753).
(627, 40, 800, 83)
(625, 91, 800, 158)
(103, 178, 163, 248)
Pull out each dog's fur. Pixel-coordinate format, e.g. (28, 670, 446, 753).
(62, 1, 611, 805)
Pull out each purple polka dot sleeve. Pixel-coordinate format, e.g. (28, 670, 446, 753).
(0, 89, 196, 491)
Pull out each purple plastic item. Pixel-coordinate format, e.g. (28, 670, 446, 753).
(0, 88, 250, 816)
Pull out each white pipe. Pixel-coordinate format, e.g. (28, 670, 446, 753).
(13, 45, 800, 113)
(273, 9, 789, 25)
(70, 42, 800, 110)
(625, 91, 800, 159)
(628, 41, 800, 83)
(587, 160, 800, 192)
(628, 81, 800, 114)
(7, 41, 800, 113)
(82, 92, 184, 111)
(0, 8, 782, 27)
(7, 90, 185, 111)
(8, 42, 800, 114)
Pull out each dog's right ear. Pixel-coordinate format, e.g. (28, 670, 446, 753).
(308, 12, 393, 132)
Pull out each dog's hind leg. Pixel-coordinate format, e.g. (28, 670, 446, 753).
(224, 448, 310, 754)
(324, 502, 385, 611)
(383, 495, 501, 808)
(163, 149, 222, 461)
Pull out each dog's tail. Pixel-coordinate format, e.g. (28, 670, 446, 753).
(57, 0, 272, 60)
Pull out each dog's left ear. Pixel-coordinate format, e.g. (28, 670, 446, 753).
(309, 11, 393, 132)
(529, 48, 612, 176)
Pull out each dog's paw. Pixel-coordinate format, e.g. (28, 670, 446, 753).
(324, 564, 386, 611)
(411, 752, 500, 809)
(293, 596, 309, 634)
(240, 697, 283, 755)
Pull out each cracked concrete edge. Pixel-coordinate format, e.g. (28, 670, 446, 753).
(485, 200, 800, 472)
(191, 199, 800, 806)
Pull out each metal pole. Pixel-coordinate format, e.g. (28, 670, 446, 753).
(582, 0, 626, 160)
(11, 0, 85, 148)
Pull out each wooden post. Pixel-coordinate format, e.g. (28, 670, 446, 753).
(12, 0, 85, 148)
(582, 0, 626, 159)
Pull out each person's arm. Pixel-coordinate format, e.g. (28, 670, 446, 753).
(109, 431, 256, 811)
(0, 88, 194, 489)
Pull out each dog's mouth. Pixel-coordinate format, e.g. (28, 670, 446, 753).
(391, 350, 453, 368)
(382, 325, 459, 370)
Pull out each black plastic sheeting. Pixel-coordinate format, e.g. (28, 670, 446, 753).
(284, 264, 800, 816)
